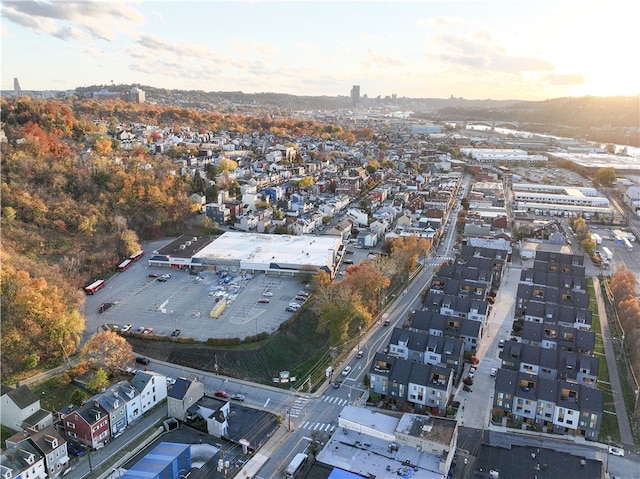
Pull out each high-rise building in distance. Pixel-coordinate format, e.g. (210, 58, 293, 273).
(350, 85, 360, 106)
(14, 78, 21, 95)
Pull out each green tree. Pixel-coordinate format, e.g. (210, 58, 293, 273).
(87, 368, 109, 391)
(23, 353, 40, 370)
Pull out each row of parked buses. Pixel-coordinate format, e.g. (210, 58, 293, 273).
(83, 250, 145, 295)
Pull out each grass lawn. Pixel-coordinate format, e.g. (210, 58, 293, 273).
(588, 278, 621, 443)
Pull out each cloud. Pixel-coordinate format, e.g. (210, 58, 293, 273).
(417, 16, 467, 29)
(363, 48, 405, 68)
(544, 72, 585, 86)
(1, 1, 144, 41)
(434, 32, 554, 73)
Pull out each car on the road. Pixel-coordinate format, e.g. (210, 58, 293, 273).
(121, 324, 132, 332)
(469, 366, 476, 378)
(608, 446, 625, 457)
(257, 298, 270, 304)
(135, 356, 150, 365)
(285, 306, 297, 312)
(289, 302, 301, 308)
(262, 291, 274, 297)
(230, 393, 245, 401)
(67, 443, 85, 457)
(357, 350, 364, 358)
(342, 366, 352, 376)
(98, 303, 114, 314)
(214, 390, 230, 399)
(135, 326, 145, 333)
(498, 339, 505, 348)
(148, 273, 159, 278)
(490, 368, 497, 377)
(383, 319, 390, 326)
(332, 380, 342, 389)
(294, 295, 308, 301)
(157, 273, 171, 282)
(171, 329, 181, 338)
(297, 291, 310, 297)
(143, 327, 154, 334)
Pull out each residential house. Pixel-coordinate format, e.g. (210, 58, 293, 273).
(1, 385, 53, 432)
(356, 231, 377, 249)
(410, 310, 483, 353)
(113, 381, 143, 425)
(167, 377, 204, 421)
(205, 203, 230, 224)
(423, 292, 489, 325)
(325, 219, 353, 240)
(132, 371, 167, 415)
(493, 369, 603, 439)
(368, 353, 454, 414)
(388, 328, 464, 380)
(0, 441, 46, 479)
(185, 396, 230, 438)
(96, 387, 128, 438)
(60, 400, 110, 449)
(501, 342, 598, 388)
(346, 208, 369, 227)
(6, 426, 69, 478)
(520, 321, 595, 355)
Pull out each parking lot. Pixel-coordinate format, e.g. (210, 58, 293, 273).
(85, 241, 313, 342)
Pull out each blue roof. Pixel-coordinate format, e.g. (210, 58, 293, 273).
(121, 442, 191, 479)
(328, 469, 364, 479)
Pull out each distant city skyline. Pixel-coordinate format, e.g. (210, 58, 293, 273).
(1, 1, 638, 101)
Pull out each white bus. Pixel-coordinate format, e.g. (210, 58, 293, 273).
(285, 453, 308, 478)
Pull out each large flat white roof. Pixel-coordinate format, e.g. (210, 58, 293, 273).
(192, 231, 342, 270)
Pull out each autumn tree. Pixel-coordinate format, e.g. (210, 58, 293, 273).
(343, 262, 391, 314)
(595, 167, 616, 186)
(313, 282, 371, 346)
(81, 331, 134, 372)
(119, 229, 141, 257)
(389, 236, 431, 280)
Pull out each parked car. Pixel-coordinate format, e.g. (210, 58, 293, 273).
(297, 291, 310, 297)
(463, 376, 473, 385)
(157, 273, 171, 282)
(289, 302, 301, 308)
(171, 329, 181, 338)
(383, 319, 390, 326)
(143, 327, 154, 334)
(498, 339, 505, 348)
(67, 443, 85, 457)
(148, 273, 159, 278)
(230, 393, 245, 401)
(285, 306, 297, 312)
(214, 390, 230, 399)
(121, 324, 132, 332)
(295, 295, 308, 301)
(135, 356, 150, 365)
(608, 446, 625, 457)
(490, 368, 497, 377)
(135, 326, 145, 333)
(262, 291, 274, 297)
(258, 298, 270, 304)
(469, 367, 476, 378)
(342, 366, 352, 376)
(332, 380, 342, 389)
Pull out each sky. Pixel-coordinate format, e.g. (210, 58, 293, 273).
(1, 0, 638, 101)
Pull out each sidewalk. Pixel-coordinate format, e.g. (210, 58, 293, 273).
(592, 277, 635, 448)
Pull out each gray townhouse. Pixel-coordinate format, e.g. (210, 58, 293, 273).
(368, 353, 454, 414)
(411, 310, 483, 353)
(493, 369, 603, 440)
(95, 386, 128, 438)
(436, 262, 495, 288)
(428, 276, 491, 302)
(501, 341, 598, 388)
(388, 327, 464, 380)
(520, 321, 595, 354)
(167, 377, 204, 421)
(516, 283, 591, 326)
(519, 264, 587, 293)
(457, 245, 508, 285)
(423, 292, 489, 326)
